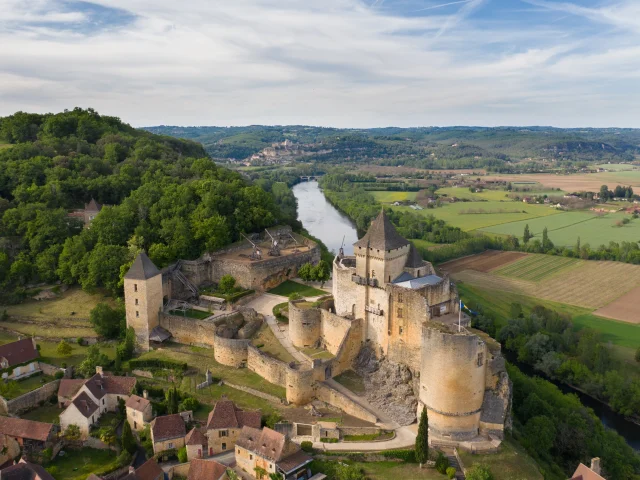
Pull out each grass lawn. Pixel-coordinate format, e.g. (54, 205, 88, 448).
(458, 284, 640, 349)
(137, 343, 286, 399)
(0, 322, 97, 339)
(459, 437, 543, 480)
(346, 461, 443, 480)
(300, 346, 334, 360)
(333, 370, 365, 394)
(268, 280, 326, 297)
(370, 191, 418, 203)
(168, 308, 212, 320)
(4, 287, 114, 319)
(49, 447, 119, 480)
(252, 324, 296, 363)
(595, 163, 639, 171)
(343, 431, 393, 441)
(273, 302, 289, 323)
(22, 404, 62, 423)
(3, 373, 55, 400)
(38, 339, 116, 367)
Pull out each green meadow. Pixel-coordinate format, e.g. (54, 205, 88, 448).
(370, 191, 418, 203)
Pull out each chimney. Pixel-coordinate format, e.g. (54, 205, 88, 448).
(31, 338, 37, 350)
(96, 366, 103, 376)
(143, 390, 148, 399)
(591, 457, 601, 475)
(128, 466, 135, 474)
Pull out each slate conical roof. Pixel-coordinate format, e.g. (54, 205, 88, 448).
(405, 243, 425, 268)
(354, 210, 410, 251)
(124, 252, 161, 280)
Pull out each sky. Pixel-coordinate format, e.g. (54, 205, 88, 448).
(1, 0, 639, 128)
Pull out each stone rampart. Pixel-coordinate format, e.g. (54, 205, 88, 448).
(223, 381, 284, 404)
(288, 301, 322, 348)
(387, 286, 428, 372)
(213, 335, 250, 367)
(2, 379, 60, 415)
(330, 317, 364, 378)
(315, 382, 377, 424)
(247, 345, 288, 386)
(285, 366, 314, 406)
(320, 310, 353, 355)
(159, 311, 242, 347)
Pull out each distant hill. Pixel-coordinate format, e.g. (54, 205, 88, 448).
(144, 125, 640, 169)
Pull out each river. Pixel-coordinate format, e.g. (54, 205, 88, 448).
(292, 180, 640, 450)
(292, 181, 359, 256)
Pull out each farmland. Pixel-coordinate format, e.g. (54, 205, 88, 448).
(370, 191, 417, 203)
(484, 170, 640, 192)
(444, 251, 640, 323)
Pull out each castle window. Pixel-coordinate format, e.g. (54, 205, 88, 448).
(135, 311, 139, 318)
(399, 327, 403, 335)
(134, 284, 138, 292)
(477, 352, 484, 367)
(397, 293, 403, 303)
(397, 308, 403, 318)
(135, 298, 139, 306)
(388, 276, 391, 283)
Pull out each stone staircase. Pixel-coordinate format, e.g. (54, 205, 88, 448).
(442, 447, 466, 480)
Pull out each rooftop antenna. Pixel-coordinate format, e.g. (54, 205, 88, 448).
(265, 229, 281, 256)
(241, 233, 262, 260)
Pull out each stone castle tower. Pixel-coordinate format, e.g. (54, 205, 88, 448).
(124, 252, 163, 352)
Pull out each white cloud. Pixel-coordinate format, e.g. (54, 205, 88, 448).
(0, 0, 638, 127)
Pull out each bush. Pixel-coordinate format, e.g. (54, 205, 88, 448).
(301, 441, 313, 452)
(435, 452, 450, 474)
(56, 339, 73, 356)
(54, 371, 64, 379)
(76, 337, 84, 345)
(320, 437, 339, 443)
(218, 274, 236, 294)
(288, 292, 303, 301)
(380, 449, 416, 463)
(177, 446, 188, 463)
(446, 466, 457, 479)
(179, 396, 199, 412)
(262, 411, 283, 429)
(465, 464, 494, 480)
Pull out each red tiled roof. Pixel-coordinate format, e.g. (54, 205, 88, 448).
(206, 400, 261, 430)
(0, 338, 38, 367)
(152, 414, 186, 442)
(1, 460, 55, 480)
(71, 391, 99, 419)
(0, 417, 53, 443)
(571, 464, 605, 480)
(83, 374, 136, 399)
(187, 459, 226, 480)
(185, 428, 207, 446)
(57, 379, 85, 399)
(85, 199, 102, 212)
(126, 394, 150, 412)
(277, 449, 313, 474)
(236, 426, 295, 462)
(134, 458, 163, 480)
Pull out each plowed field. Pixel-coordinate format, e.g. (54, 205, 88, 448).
(494, 255, 581, 282)
(439, 250, 527, 274)
(594, 286, 640, 324)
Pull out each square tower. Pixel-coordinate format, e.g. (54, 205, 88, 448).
(124, 253, 163, 352)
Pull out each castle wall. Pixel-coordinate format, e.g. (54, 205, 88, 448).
(286, 367, 314, 405)
(420, 326, 487, 441)
(247, 345, 287, 386)
(213, 335, 250, 367)
(315, 382, 377, 424)
(289, 302, 322, 348)
(423, 275, 457, 317)
(125, 273, 163, 352)
(158, 312, 241, 347)
(360, 287, 390, 355)
(329, 317, 364, 378)
(320, 310, 355, 355)
(332, 258, 358, 316)
(387, 286, 428, 372)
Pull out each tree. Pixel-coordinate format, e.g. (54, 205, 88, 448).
(599, 185, 610, 202)
(226, 470, 239, 480)
(523, 416, 556, 456)
(269, 474, 283, 480)
(100, 426, 116, 447)
(415, 408, 429, 468)
(77, 344, 109, 377)
(523, 224, 533, 244)
(90, 303, 125, 339)
(312, 260, 331, 287)
(56, 340, 73, 357)
(218, 274, 236, 294)
(541, 227, 554, 252)
(166, 387, 180, 414)
(177, 446, 188, 463)
(254, 466, 268, 479)
(64, 424, 81, 441)
(465, 464, 494, 480)
(297, 262, 314, 281)
(116, 327, 136, 360)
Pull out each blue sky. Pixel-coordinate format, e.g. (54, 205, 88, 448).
(1, 0, 639, 127)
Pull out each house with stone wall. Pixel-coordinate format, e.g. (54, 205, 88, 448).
(151, 413, 187, 455)
(205, 399, 261, 456)
(0, 338, 40, 380)
(126, 392, 153, 432)
(0, 417, 57, 459)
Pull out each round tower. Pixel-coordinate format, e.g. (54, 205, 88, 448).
(288, 301, 321, 348)
(286, 366, 315, 405)
(419, 324, 487, 441)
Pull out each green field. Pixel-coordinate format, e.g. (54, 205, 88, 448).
(410, 238, 438, 249)
(481, 210, 640, 246)
(437, 187, 513, 201)
(459, 438, 543, 480)
(495, 255, 580, 282)
(390, 201, 561, 231)
(370, 191, 418, 203)
(48, 448, 120, 480)
(595, 163, 639, 171)
(268, 280, 326, 297)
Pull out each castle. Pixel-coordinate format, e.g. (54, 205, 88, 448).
(125, 213, 511, 450)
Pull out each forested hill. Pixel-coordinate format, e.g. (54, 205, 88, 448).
(145, 125, 640, 168)
(0, 108, 293, 298)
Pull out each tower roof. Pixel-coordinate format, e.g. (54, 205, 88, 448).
(405, 243, 425, 268)
(124, 252, 161, 280)
(354, 210, 410, 251)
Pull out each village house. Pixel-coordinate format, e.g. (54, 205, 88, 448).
(570, 458, 606, 480)
(0, 338, 40, 380)
(59, 367, 136, 438)
(150, 413, 187, 454)
(57, 378, 85, 408)
(121, 458, 164, 480)
(0, 417, 57, 458)
(235, 426, 312, 480)
(0, 458, 55, 480)
(185, 427, 207, 461)
(187, 459, 227, 480)
(126, 392, 153, 431)
(205, 400, 261, 456)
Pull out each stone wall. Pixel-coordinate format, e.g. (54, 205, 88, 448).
(223, 381, 283, 404)
(285, 367, 314, 406)
(315, 382, 377, 424)
(387, 286, 429, 372)
(2, 379, 60, 415)
(320, 310, 354, 355)
(38, 362, 63, 376)
(168, 462, 191, 479)
(247, 345, 287, 386)
(339, 426, 381, 436)
(330, 317, 364, 378)
(159, 311, 240, 347)
(288, 301, 321, 348)
(213, 335, 250, 367)
(125, 271, 163, 352)
(332, 256, 358, 317)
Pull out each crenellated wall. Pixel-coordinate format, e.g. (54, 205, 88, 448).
(213, 335, 250, 367)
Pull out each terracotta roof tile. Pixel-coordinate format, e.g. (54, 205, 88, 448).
(236, 426, 293, 462)
(83, 374, 136, 399)
(0, 417, 53, 443)
(0, 338, 38, 367)
(57, 379, 85, 399)
(152, 414, 186, 442)
(185, 428, 207, 446)
(134, 458, 163, 480)
(126, 395, 151, 413)
(277, 449, 313, 474)
(71, 391, 99, 419)
(353, 210, 409, 251)
(187, 459, 227, 480)
(571, 464, 605, 480)
(206, 400, 261, 430)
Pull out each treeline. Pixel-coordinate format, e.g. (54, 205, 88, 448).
(0, 108, 291, 298)
(319, 173, 467, 243)
(465, 304, 640, 479)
